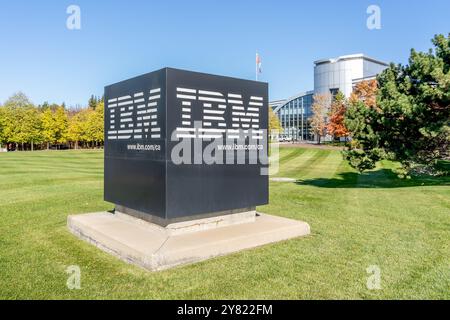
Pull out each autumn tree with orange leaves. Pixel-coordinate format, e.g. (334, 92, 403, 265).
(327, 91, 349, 140)
(349, 79, 378, 109)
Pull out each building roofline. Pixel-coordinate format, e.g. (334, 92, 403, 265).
(352, 75, 378, 83)
(284, 90, 314, 102)
(270, 90, 314, 105)
(270, 90, 314, 113)
(269, 99, 287, 105)
(314, 54, 389, 67)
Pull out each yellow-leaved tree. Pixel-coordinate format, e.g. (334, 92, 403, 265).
(86, 101, 104, 147)
(269, 107, 281, 138)
(41, 108, 56, 150)
(54, 106, 68, 147)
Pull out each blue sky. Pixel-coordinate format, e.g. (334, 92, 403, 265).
(0, 0, 449, 107)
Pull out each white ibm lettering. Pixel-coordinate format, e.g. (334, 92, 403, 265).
(106, 87, 264, 142)
(106, 88, 161, 140)
(175, 87, 263, 141)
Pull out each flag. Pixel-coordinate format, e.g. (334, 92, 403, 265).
(256, 53, 262, 74)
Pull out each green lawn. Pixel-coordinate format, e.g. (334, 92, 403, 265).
(0, 148, 449, 299)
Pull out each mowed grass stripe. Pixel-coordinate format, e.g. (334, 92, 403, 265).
(278, 147, 307, 165)
(276, 149, 317, 177)
(270, 147, 305, 171)
(282, 149, 332, 178)
(0, 174, 102, 192)
(0, 178, 102, 206)
(297, 150, 341, 180)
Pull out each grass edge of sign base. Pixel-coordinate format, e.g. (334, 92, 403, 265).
(67, 211, 310, 271)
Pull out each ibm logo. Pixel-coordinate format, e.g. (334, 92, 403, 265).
(106, 87, 264, 141)
(106, 88, 161, 140)
(175, 87, 264, 141)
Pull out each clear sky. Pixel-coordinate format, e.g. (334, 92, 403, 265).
(0, 0, 449, 107)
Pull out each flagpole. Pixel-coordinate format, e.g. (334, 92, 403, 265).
(255, 52, 258, 81)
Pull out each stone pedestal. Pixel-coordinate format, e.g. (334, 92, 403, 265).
(67, 211, 310, 271)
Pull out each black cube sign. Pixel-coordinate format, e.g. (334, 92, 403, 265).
(104, 68, 268, 225)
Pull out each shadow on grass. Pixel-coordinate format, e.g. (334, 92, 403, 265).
(296, 168, 450, 189)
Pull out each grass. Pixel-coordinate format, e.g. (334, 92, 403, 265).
(0, 147, 449, 299)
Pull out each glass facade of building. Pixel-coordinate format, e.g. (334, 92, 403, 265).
(272, 92, 314, 140)
(271, 54, 388, 141)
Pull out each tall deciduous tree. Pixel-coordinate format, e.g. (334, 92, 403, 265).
(2, 92, 36, 150)
(310, 93, 330, 144)
(0, 106, 13, 148)
(86, 101, 104, 146)
(0, 106, 5, 148)
(54, 106, 68, 146)
(3, 92, 33, 109)
(269, 107, 282, 133)
(327, 91, 349, 140)
(349, 79, 378, 110)
(41, 108, 56, 149)
(345, 34, 450, 176)
(21, 107, 43, 151)
(68, 111, 84, 149)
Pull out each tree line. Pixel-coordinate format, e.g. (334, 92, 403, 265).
(0, 93, 104, 151)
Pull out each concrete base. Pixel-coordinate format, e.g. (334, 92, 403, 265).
(67, 212, 310, 271)
(115, 204, 256, 227)
(114, 210, 257, 236)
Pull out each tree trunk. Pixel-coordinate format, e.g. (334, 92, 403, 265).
(31, 141, 34, 151)
(47, 142, 49, 150)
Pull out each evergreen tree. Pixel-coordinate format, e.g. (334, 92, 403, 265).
(88, 95, 98, 110)
(345, 34, 450, 176)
